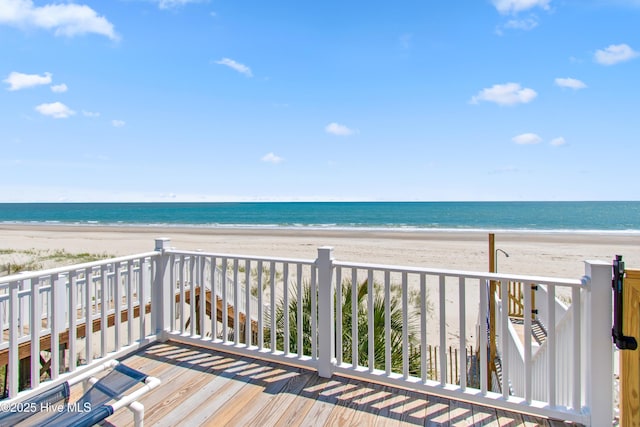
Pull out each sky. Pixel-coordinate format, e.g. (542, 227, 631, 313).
(1, 0, 639, 202)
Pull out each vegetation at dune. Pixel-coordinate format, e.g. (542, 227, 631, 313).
(0, 248, 113, 276)
(266, 279, 426, 376)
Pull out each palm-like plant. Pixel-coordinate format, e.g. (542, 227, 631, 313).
(267, 279, 421, 376)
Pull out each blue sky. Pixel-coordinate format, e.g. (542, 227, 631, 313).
(1, 0, 639, 202)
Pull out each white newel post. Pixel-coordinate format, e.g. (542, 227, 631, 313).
(153, 238, 172, 341)
(317, 247, 335, 378)
(584, 260, 613, 426)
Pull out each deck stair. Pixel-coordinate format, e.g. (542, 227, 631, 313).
(509, 317, 547, 346)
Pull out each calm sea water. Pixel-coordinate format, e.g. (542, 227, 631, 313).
(0, 202, 639, 232)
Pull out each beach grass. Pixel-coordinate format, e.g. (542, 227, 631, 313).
(0, 248, 113, 276)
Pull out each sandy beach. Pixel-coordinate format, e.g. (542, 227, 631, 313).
(1, 224, 639, 278)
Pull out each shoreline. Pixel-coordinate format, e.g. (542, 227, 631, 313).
(2, 222, 640, 236)
(3, 222, 640, 240)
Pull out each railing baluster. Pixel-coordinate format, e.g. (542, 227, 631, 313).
(269, 261, 276, 352)
(500, 279, 509, 398)
(402, 272, 409, 380)
(168, 256, 174, 333)
(572, 286, 581, 411)
(351, 268, 358, 369)
(245, 259, 251, 346)
(384, 270, 391, 376)
(127, 260, 134, 344)
(140, 258, 147, 341)
(335, 266, 342, 365)
(459, 276, 466, 391)
(256, 260, 263, 350)
(190, 256, 196, 337)
(85, 267, 93, 364)
(548, 284, 556, 407)
(211, 257, 218, 341)
(283, 263, 289, 355)
(480, 279, 488, 394)
(199, 256, 206, 339)
(179, 255, 185, 334)
(524, 281, 532, 403)
(297, 263, 304, 357)
(69, 270, 77, 372)
(233, 259, 239, 345)
(9, 280, 19, 397)
(100, 265, 108, 358)
(421, 274, 427, 384)
(311, 265, 317, 360)
(222, 258, 228, 342)
(114, 263, 121, 352)
(30, 277, 40, 389)
(439, 275, 446, 386)
(50, 273, 60, 381)
(367, 269, 374, 373)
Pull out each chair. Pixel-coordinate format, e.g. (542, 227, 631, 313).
(0, 360, 160, 427)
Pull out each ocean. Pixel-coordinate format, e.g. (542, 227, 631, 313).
(0, 201, 639, 233)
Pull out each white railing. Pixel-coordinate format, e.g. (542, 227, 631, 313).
(163, 247, 317, 365)
(167, 254, 261, 334)
(0, 251, 159, 400)
(535, 284, 569, 332)
(494, 280, 582, 410)
(1, 239, 614, 426)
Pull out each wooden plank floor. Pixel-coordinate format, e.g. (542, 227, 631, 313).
(94, 341, 577, 427)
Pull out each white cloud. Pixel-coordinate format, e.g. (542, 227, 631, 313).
(492, 0, 551, 14)
(156, 0, 203, 9)
(0, 0, 118, 40)
(215, 58, 253, 77)
(503, 18, 538, 31)
(550, 137, 566, 146)
(3, 71, 52, 91)
(470, 83, 537, 106)
(512, 133, 542, 144)
(554, 77, 586, 90)
(594, 43, 639, 65)
(35, 102, 75, 118)
(495, 18, 538, 35)
(261, 152, 284, 164)
(325, 122, 356, 136)
(82, 110, 100, 117)
(50, 83, 68, 93)
(111, 119, 126, 127)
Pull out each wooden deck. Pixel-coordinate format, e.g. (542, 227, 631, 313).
(89, 341, 577, 427)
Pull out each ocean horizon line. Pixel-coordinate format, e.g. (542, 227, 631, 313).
(0, 200, 638, 204)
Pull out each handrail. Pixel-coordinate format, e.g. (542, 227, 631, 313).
(334, 260, 585, 288)
(0, 251, 159, 284)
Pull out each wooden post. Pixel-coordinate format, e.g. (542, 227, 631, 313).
(621, 269, 640, 426)
(488, 233, 496, 391)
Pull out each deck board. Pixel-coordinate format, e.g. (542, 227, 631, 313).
(86, 341, 579, 426)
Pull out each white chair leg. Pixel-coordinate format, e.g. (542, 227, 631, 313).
(129, 401, 145, 427)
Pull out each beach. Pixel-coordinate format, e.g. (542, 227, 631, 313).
(1, 224, 639, 278)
